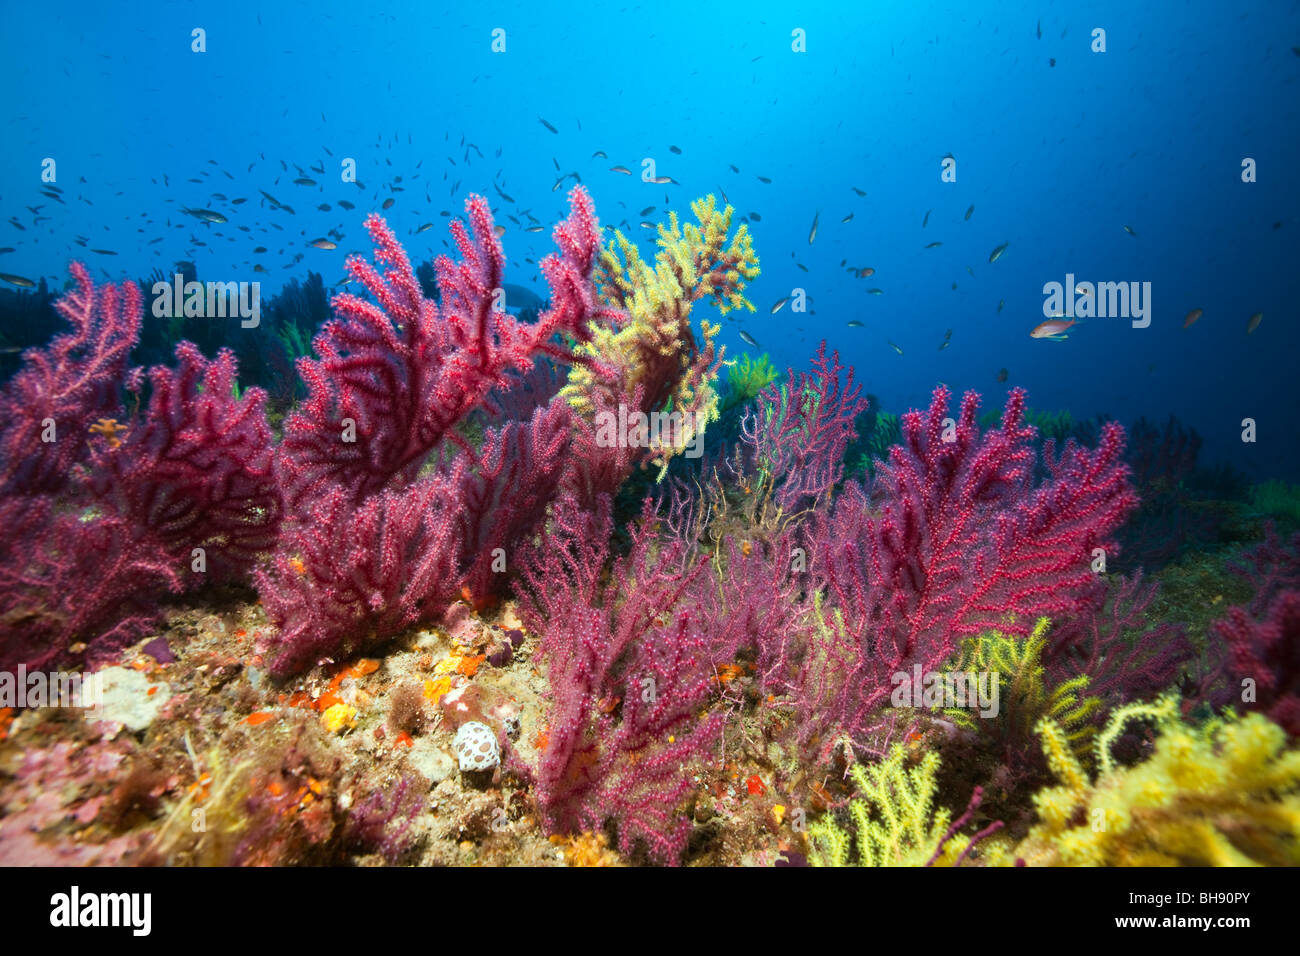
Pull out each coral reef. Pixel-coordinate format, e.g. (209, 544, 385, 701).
(1, 176, 1287, 870)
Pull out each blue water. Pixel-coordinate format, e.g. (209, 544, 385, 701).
(2, 0, 1297, 477)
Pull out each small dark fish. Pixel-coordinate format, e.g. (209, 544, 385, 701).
(253, 246, 267, 254)
(90, 248, 117, 255)
(639, 221, 655, 229)
(231, 197, 247, 205)
(887, 340, 904, 355)
(847, 320, 864, 328)
(591, 150, 608, 159)
(924, 241, 942, 249)
(309, 238, 337, 250)
(989, 241, 1009, 263)
(1036, 18, 1042, 39)
(1123, 224, 1136, 236)
(922, 209, 931, 228)
(259, 189, 281, 206)
(749, 212, 762, 222)
(293, 177, 317, 186)
(317, 203, 332, 211)
(640, 206, 655, 216)
(539, 118, 558, 133)
(997, 299, 1005, 313)
(739, 329, 759, 348)
(852, 187, 866, 197)
(524, 225, 544, 233)
(771, 297, 789, 315)
(1247, 312, 1263, 334)
(0, 272, 35, 287)
(382, 198, 395, 210)
(649, 176, 674, 185)
(809, 211, 819, 244)
(729, 164, 739, 173)
(841, 213, 854, 223)
(669, 145, 681, 154)
(338, 199, 355, 210)
(997, 368, 1008, 383)
(495, 185, 515, 203)
(610, 165, 631, 175)
(964, 205, 974, 221)
(866, 288, 884, 295)
(757, 175, 772, 184)
(416, 223, 435, 233)
(1183, 308, 1203, 329)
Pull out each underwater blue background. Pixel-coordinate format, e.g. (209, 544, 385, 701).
(2, 0, 1297, 477)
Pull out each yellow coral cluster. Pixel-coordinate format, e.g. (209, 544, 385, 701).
(563, 196, 759, 477)
(1019, 697, 1300, 866)
(944, 618, 1101, 764)
(807, 744, 1002, 866)
(594, 194, 759, 320)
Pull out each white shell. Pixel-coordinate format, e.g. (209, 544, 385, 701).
(454, 721, 500, 772)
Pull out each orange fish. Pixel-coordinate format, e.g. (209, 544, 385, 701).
(746, 774, 766, 795)
(243, 712, 274, 726)
(1030, 317, 1076, 340)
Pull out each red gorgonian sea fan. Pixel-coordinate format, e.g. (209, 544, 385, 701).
(277, 187, 619, 508)
(517, 493, 726, 865)
(788, 385, 1138, 760)
(257, 190, 620, 676)
(0, 261, 140, 495)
